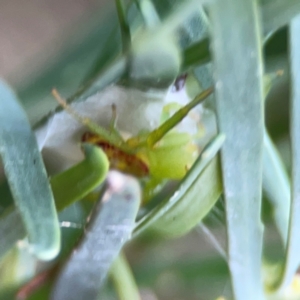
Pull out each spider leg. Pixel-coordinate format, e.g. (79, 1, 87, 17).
(146, 87, 213, 147)
(52, 89, 124, 146)
(109, 104, 124, 142)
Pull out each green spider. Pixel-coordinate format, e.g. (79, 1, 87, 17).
(52, 86, 213, 204)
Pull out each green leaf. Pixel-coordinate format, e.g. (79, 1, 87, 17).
(182, 38, 211, 71)
(184, 1, 300, 71)
(16, 0, 299, 130)
(51, 171, 141, 300)
(51, 144, 109, 211)
(263, 131, 290, 246)
(0, 144, 109, 261)
(151, 154, 222, 237)
(270, 14, 300, 292)
(209, 0, 265, 299)
(134, 134, 224, 238)
(0, 81, 60, 261)
(262, 0, 300, 38)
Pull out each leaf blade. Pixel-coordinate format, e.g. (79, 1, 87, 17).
(262, 0, 300, 38)
(0, 144, 109, 261)
(209, 0, 265, 298)
(262, 131, 290, 245)
(0, 81, 60, 260)
(272, 14, 300, 292)
(133, 134, 224, 238)
(51, 171, 141, 300)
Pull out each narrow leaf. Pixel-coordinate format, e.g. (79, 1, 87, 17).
(273, 14, 300, 292)
(0, 81, 60, 261)
(133, 134, 224, 238)
(183, 0, 300, 71)
(183, 38, 211, 70)
(151, 155, 222, 238)
(209, 0, 265, 299)
(51, 171, 141, 300)
(262, 0, 300, 38)
(263, 131, 290, 245)
(0, 144, 109, 261)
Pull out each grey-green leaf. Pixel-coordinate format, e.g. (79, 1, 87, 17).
(51, 171, 141, 300)
(272, 14, 300, 292)
(263, 131, 290, 246)
(209, 0, 265, 299)
(0, 80, 60, 261)
(0, 144, 109, 262)
(262, 0, 300, 38)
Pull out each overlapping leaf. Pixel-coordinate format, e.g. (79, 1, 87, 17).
(0, 81, 60, 261)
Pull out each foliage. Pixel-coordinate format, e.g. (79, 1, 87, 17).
(1, 0, 300, 299)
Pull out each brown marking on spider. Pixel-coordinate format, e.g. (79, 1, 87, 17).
(82, 132, 149, 178)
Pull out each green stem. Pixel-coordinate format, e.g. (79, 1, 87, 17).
(110, 252, 141, 300)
